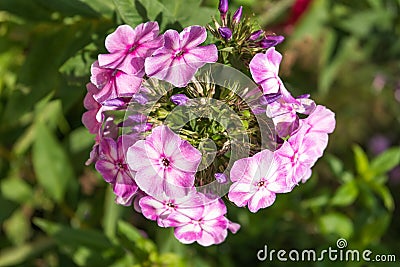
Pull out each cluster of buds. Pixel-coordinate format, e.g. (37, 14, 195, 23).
(208, 0, 285, 69)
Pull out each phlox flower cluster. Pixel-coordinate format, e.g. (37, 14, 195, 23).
(82, 0, 335, 246)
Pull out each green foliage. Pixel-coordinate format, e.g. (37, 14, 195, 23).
(0, 0, 399, 266)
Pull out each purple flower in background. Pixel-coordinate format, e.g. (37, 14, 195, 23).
(95, 136, 138, 206)
(145, 26, 218, 87)
(127, 125, 202, 197)
(98, 22, 164, 75)
(170, 94, 190, 105)
(90, 61, 143, 103)
(259, 35, 285, 49)
(232, 6, 243, 24)
(228, 149, 290, 213)
(249, 47, 283, 94)
(218, 27, 232, 40)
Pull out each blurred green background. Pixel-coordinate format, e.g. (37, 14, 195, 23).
(0, 0, 399, 266)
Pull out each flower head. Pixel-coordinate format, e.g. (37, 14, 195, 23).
(127, 125, 202, 197)
(98, 22, 163, 76)
(144, 26, 218, 87)
(228, 149, 290, 212)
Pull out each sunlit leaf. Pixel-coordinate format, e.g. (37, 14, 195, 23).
(352, 144, 369, 178)
(330, 180, 358, 206)
(370, 147, 400, 176)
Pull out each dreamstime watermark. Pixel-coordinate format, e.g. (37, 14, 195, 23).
(257, 238, 397, 263)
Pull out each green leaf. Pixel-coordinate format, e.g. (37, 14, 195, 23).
(370, 147, 400, 176)
(34, 218, 114, 250)
(318, 212, 354, 239)
(0, 177, 33, 204)
(367, 181, 394, 211)
(330, 180, 359, 206)
(325, 154, 344, 177)
(113, 0, 143, 26)
(0, 238, 54, 267)
(352, 144, 369, 178)
(117, 220, 157, 261)
(3, 208, 31, 245)
(102, 187, 124, 239)
(79, 0, 115, 17)
(161, 0, 215, 27)
(32, 123, 74, 203)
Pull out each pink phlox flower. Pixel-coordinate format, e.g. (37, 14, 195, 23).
(249, 47, 283, 94)
(139, 188, 205, 227)
(276, 105, 335, 185)
(266, 92, 316, 138)
(82, 83, 102, 134)
(90, 61, 143, 103)
(127, 125, 202, 198)
(95, 135, 138, 206)
(228, 149, 290, 213)
(167, 196, 236, 246)
(144, 26, 218, 87)
(302, 105, 336, 134)
(98, 22, 164, 76)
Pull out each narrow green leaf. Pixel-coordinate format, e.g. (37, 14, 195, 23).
(370, 147, 400, 176)
(32, 123, 74, 203)
(330, 180, 359, 206)
(102, 187, 124, 239)
(352, 144, 369, 177)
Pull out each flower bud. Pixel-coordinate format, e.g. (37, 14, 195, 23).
(259, 35, 285, 49)
(218, 27, 232, 40)
(214, 173, 227, 184)
(232, 6, 242, 24)
(170, 94, 189, 105)
(248, 30, 263, 41)
(218, 0, 229, 14)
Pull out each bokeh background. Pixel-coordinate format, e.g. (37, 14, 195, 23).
(0, 0, 399, 266)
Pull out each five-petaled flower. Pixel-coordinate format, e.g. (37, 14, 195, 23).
(127, 125, 202, 198)
(145, 26, 218, 87)
(98, 22, 164, 76)
(228, 149, 291, 213)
